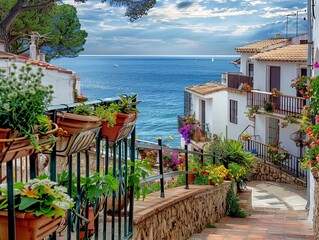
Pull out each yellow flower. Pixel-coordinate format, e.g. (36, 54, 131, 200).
(21, 187, 39, 199)
(168, 136, 173, 140)
(156, 136, 162, 140)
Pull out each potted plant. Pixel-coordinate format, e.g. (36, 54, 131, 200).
(271, 88, 282, 97)
(0, 174, 74, 239)
(58, 170, 119, 238)
(263, 101, 274, 113)
(0, 64, 57, 163)
(56, 104, 101, 157)
(245, 106, 260, 120)
(240, 132, 252, 141)
(291, 75, 308, 94)
(97, 94, 141, 142)
(241, 83, 252, 92)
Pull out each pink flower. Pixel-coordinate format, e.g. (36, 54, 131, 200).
(316, 156, 319, 162)
(314, 62, 319, 68)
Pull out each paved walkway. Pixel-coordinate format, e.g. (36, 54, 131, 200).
(190, 181, 314, 240)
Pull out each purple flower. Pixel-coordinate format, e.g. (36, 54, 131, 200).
(314, 62, 319, 69)
(178, 124, 192, 144)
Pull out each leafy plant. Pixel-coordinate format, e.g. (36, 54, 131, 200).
(271, 88, 282, 97)
(0, 174, 74, 217)
(128, 159, 154, 200)
(71, 104, 94, 116)
(290, 75, 308, 91)
(117, 94, 141, 114)
(228, 162, 247, 182)
(0, 64, 54, 149)
(263, 101, 274, 113)
(245, 106, 260, 118)
(241, 82, 252, 92)
(226, 182, 246, 218)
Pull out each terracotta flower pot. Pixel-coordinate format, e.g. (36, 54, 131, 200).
(0, 211, 62, 240)
(101, 113, 138, 142)
(57, 112, 101, 135)
(79, 206, 95, 240)
(56, 112, 101, 156)
(0, 123, 58, 163)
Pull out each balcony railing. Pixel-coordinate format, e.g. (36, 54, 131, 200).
(222, 72, 253, 89)
(247, 90, 306, 116)
(243, 139, 307, 180)
(1, 100, 215, 240)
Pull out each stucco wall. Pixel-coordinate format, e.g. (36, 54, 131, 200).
(133, 183, 231, 240)
(0, 59, 76, 106)
(314, 177, 319, 239)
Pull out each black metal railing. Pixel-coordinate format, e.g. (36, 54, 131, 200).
(247, 90, 306, 115)
(243, 139, 307, 179)
(1, 98, 215, 240)
(1, 98, 135, 240)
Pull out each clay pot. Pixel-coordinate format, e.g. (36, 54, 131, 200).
(101, 113, 138, 142)
(0, 211, 62, 240)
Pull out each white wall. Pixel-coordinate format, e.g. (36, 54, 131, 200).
(0, 59, 76, 106)
(253, 60, 301, 95)
(239, 53, 253, 75)
(191, 90, 252, 141)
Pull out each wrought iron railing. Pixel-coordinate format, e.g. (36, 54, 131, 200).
(247, 90, 306, 115)
(243, 139, 307, 179)
(1, 99, 215, 240)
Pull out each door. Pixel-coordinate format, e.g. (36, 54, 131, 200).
(269, 66, 281, 111)
(268, 118, 280, 145)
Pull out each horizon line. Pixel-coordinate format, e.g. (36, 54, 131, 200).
(78, 54, 240, 57)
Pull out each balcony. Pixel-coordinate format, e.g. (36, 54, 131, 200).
(247, 90, 306, 116)
(222, 72, 253, 89)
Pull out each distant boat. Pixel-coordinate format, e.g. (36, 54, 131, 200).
(211, 58, 214, 62)
(112, 64, 119, 68)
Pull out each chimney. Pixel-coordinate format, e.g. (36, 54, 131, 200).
(29, 35, 37, 60)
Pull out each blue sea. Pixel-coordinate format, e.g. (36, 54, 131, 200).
(52, 55, 239, 147)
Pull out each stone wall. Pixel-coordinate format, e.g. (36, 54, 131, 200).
(250, 159, 306, 187)
(133, 182, 231, 240)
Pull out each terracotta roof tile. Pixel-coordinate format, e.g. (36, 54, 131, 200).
(186, 81, 226, 95)
(0, 51, 16, 59)
(235, 38, 290, 53)
(251, 44, 307, 62)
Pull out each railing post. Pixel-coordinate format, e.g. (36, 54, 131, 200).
(200, 148, 204, 165)
(158, 138, 165, 198)
(129, 127, 136, 234)
(6, 161, 15, 240)
(185, 144, 189, 189)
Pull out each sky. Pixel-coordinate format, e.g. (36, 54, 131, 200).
(63, 0, 307, 55)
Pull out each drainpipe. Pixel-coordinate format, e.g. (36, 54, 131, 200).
(306, 0, 313, 210)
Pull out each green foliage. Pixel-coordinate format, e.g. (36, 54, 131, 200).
(263, 101, 274, 113)
(118, 94, 142, 114)
(228, 162, 247, 182)
(0, 64, 54, 150)
(0, 175, 74, 217)
(58, 170, 119, 205)
(71, 104, 94, 116)
(94, 104, 119, 127)
(206, 137, 255, 172)
(226, 182, 246, 218)
(128, 159, 154, 200)
(245, 105, 260, 118)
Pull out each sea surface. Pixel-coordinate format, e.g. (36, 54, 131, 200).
(52, 55, 239, 147)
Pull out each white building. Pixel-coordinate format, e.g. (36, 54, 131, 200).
(0, 51, 78, 105)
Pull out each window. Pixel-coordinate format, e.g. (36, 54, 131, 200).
(230, 100, 238, 124)
(248, 63, 254, 77)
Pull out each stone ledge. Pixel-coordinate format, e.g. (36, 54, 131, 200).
(133, 182, 231, 239)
